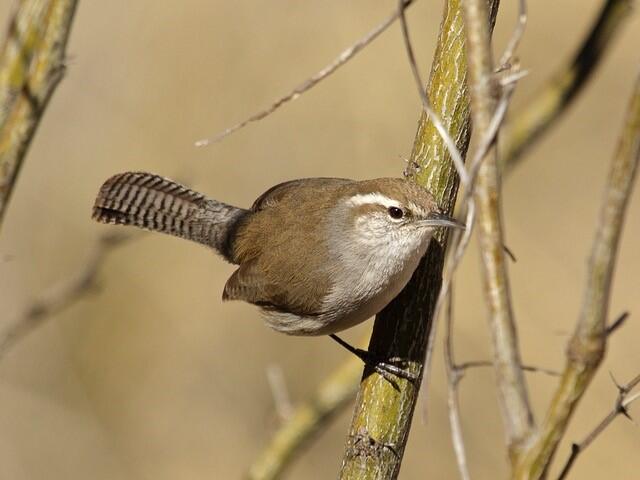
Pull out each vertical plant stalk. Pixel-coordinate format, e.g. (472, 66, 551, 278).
(514, 73, 640, 480)
(462, 0, 534, 460)
(0, 0, 79, 230)
(338, 1, 499, 478)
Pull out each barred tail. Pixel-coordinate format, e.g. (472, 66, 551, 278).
(92, 172, 247, 262)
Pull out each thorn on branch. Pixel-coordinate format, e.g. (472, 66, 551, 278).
(557, 371, 640, 479)
(606, 311, 629, 335)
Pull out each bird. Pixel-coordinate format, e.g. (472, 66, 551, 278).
(92, 172, 462, 379)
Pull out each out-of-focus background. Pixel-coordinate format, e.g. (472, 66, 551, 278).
(1, 1, 639, 478)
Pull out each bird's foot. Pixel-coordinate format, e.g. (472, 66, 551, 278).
(329, 334, 420, 388)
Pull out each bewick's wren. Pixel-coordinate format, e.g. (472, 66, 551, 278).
(93, 172, 462, 377)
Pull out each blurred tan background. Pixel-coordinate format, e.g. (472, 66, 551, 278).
(1, 1, 639, 478)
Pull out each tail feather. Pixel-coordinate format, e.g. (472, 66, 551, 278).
(92, 172, 246, 262)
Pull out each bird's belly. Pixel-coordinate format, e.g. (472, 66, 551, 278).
(324, 267, 415, 333)
(260, 265, 415, 337)
(261, 243, 428, 337)
(314, 250, 424, 335)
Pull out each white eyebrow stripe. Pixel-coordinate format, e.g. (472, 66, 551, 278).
(409, 202, 426, 217)
(346, 193, 401, 209)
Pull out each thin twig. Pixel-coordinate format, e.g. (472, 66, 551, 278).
(0, 232, 135, 360)
(458, 361, 559, 378)
(557, 372, 640, 479)
(503, 0, 633, 170)
(462, 0, 534, 456)
(497, 0, 527, 69)
(444, 287, 471, 480)
(0, 0, 79, 231)
(515, 72, 640, 479)
(195, 0, 416, 147)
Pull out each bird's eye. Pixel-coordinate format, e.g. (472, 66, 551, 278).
(388, 206, 404, 219)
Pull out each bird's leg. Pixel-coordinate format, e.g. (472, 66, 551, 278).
(329, 334, 420, 385)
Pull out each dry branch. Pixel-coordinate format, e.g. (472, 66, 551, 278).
(462, 0, 534, 457)
(514, 72, 640, 479)
(195, 0, 415, 147)
(0, 232, 134, 360)
(444, 288, 471, 480)
(0, 0, 78, 230)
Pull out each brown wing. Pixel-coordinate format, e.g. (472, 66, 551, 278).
(222, 260, 271, 304)
(251, 178, 350, 212)
(223, 259, 320, 316)
(227, 177, 352, 316)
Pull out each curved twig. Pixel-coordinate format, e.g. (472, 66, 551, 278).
(195, 0, 416, 147)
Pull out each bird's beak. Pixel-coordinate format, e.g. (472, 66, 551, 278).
(418, 212, 465, 229)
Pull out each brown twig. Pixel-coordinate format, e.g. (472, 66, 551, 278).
(0, 232, 134, 360)
(459, 361, 559, 378)
(502, 0, 633, 170)
(0, 0, 79, 231)
(514, 72, 640, 479)
(195, 0, 416, 147)
(497, 0, 527, 70)
(557, 372, 640, 480)
(444, 287, 471, 480)
(462, 0, 534, 457)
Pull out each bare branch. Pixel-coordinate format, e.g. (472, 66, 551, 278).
(0, 0, 79, 231)
(515, 72, 640, 479)
(497, 0, 527, 69)
(0, 232, 134, 360)
(427, 1, 528, 397)
(444, 288, 471, 480)
(503, 0, 633, 170)
(462, 0, 534, 454)
(195, 0, 416, 147)
(458, 361, 559, 378)
(557, 372, 640, 480)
